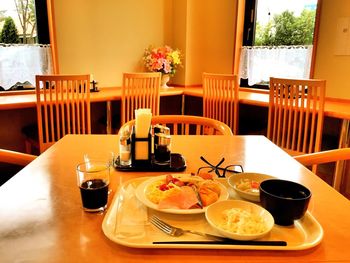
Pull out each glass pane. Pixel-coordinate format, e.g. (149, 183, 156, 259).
(0, 0, 38, 44)
(254, 0, 317, 46)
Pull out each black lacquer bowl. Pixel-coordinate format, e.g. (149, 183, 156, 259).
(259, 179, 311, 226)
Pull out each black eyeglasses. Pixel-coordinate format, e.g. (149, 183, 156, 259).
(196, 156, 244, 178)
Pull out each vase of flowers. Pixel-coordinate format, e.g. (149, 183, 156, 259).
(160, 74, 170, 88)
(143, 45, 182, 88)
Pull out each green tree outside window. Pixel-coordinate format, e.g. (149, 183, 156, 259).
(0, 17, 20, 44)
(255, 10, 316, 46)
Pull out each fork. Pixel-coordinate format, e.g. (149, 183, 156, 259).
(149, 215, 225, 241)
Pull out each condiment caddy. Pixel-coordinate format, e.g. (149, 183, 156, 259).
(115, 109, 186, 172)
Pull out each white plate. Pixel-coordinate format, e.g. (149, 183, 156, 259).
(135, 174, 229, 214)
(205, 200, 274, 241)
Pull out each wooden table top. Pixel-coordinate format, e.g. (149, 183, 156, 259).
(1, 87, 350, 120)
(1, 134, 350, 262)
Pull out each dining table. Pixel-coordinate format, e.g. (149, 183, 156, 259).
(1, 134, 350, 262)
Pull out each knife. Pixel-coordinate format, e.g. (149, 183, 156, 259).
(153, 240, 287, 246)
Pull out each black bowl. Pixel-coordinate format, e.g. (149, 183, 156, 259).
(259, 179, 311, 226)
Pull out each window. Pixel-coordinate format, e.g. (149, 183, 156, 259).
(239, 0, 320, 89)
(0, 0, 52, 91)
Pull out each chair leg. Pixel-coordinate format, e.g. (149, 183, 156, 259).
(24, 139, 32, 154)
(24, 138, 39, 155)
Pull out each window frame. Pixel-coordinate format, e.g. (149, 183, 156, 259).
(35, 0, 50, 44)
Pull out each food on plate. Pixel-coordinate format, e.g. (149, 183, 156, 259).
(218, 208, 268, 235)
(158, 186, 198, 209)
(197, 172, 214, 180)
(199, 180, 221, 195)
(198, 187, 219, 207)
(235, 178, 260, 193)
(145, 174, 221, 209)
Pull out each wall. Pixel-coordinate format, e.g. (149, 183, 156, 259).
(314, 0, 350, 99)
(53, 0, 170, 88)
(53, 0, 236, 87)
(184, 0, 236, 85)
(170, 0, 187, 86)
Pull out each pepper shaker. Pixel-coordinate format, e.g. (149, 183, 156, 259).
(154, 133, 171, 165)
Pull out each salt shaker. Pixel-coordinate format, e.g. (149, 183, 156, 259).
(119, 129, 131, 166)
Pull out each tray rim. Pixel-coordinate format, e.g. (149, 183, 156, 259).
(102, 176, 324, 250)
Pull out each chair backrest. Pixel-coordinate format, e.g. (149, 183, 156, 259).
(294, 148, 350, 166)
(294, 148, 350, 191)
(121, 72, 161, 124)
(119, 115, 233, 136)
(36, 74, 91, 152)
(202, 73, 239, 134)
(267, 77, 326, 155)
(0, 149, 37, 166)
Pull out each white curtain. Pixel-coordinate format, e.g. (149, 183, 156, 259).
(239, 45, 313, 86)
(0, 44, 53, 90)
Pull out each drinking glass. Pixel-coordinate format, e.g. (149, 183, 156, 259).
(76, 161, 110, 212)
(84, 151, 115, 168)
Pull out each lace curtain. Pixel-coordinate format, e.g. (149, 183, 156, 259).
(0, 44, 53, 90)
(239, 45, 313, 86)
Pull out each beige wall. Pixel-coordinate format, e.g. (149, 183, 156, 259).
(183, 0, 236, 85)
(53, 0, 350, 99)
(53, 0, 236, 87)
(314, 0, 350, 99)
(54, 0, 169, 87)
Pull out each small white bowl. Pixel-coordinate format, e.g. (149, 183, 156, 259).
(205, 200, 274, 241)
(228, 173, 274, 202)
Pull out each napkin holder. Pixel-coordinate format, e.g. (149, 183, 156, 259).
(131, 126, 152, 167)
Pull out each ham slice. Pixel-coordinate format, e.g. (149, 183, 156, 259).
(158, 186, 199, 209)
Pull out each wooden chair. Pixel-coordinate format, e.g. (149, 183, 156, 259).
(202, 73, 239, 134)
(0, 149, 37, 166)
(121, 72, 161, 125)
(0, 149, 37, 185)
(294, 148, 350, 191)
(119, 115, 233, 136)
(24, 74, 91, 153)
(267, 77, 326, 158)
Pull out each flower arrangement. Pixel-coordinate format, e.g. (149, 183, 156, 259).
(143, 45, 182, 76)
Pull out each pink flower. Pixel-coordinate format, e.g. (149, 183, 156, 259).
(162, 60, 171, 73)
(143, 45, 182, 75)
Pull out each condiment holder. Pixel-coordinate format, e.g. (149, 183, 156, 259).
(116, 109, 186, 171)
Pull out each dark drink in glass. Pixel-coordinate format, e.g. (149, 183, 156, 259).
(76, 161, 110, 212)
(79, 179, 109, 211)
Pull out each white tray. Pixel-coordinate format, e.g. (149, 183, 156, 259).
(102, 177, 324, 250)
